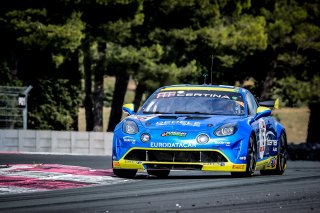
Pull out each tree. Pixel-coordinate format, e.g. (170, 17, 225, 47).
(76, 0, 144, 131)
(0, 1, 85, 130)
(247, 0, 320, 99)
(105, 0, 269, 131)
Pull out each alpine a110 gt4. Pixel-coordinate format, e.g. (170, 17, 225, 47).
(112, 85, 288, 178)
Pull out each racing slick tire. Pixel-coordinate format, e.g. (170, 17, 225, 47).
(260, 132, 288, 175)
(113, 168, 137, 178)
(147, 169, 170, 178)
(231, 134, 257, 178)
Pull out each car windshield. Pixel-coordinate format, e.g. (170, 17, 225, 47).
(140, 90, 245, 116)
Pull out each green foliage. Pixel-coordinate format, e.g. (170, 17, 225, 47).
(0, 61, 23, 86)
(0, 1, 86, 130)
(28, 79, 82, 130)
(272, 76, 320, 107)
(5, 10, 85, 67)
(262, 0, 320, 80)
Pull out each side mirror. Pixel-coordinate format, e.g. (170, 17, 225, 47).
(122, 103, 135, 115)
(250, 106, 271, 124)
(259, 98, 279, 109)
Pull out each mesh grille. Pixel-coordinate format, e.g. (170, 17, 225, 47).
(124, 149, 228, 163)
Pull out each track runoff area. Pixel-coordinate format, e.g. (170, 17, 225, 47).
(0, 163, 134, 194)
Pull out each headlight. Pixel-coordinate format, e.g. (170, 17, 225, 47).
(214, 123, 237, 136)
(196, 134, 210, 144)
(122, 120, 139, 134)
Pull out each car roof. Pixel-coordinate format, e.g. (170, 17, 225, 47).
(159, 84, 245, 93)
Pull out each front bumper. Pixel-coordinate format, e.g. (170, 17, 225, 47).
(113, 148, 247, 172)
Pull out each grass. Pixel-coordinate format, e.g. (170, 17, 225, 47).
(78, 107, 111, 132)
(273, 107, 310, 144)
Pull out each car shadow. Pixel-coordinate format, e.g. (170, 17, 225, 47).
(134, 171, 260, 180)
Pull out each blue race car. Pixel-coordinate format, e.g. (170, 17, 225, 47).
(112, 85, 288, 178)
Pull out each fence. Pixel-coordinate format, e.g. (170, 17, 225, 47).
(0, 130, 113, 155)
(0, 86, 32, 129)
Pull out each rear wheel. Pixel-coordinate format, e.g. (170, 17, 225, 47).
(113, 169, 137, 178)
(231, 134, 257, 178)
(147, 169, 170, 178)
(260, 133, 287, 175)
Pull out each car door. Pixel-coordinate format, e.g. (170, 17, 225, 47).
(264, 116, 278, 157)
(246, 92, 268, 160)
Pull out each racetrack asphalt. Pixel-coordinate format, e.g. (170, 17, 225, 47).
(0, 153, 319, 213)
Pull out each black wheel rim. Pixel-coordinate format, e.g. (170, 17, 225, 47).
(279, 134, 287, 171)
(248, 135, 256, 173)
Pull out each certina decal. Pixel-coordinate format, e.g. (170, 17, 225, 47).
(161, 131, 187, 137)
(156, 91, 231, 99)
(156, 120, 201, 127)
(150, 142, 196, 148)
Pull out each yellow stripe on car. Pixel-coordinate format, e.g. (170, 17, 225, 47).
(161, 87, 237, 92)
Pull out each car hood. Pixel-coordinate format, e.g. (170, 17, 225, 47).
(129, 114, 243, 131)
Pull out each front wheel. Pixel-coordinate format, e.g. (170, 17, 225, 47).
(231, 134, 257, 178)
(260, 133, 288, 175)
(113, 169, 137, 178)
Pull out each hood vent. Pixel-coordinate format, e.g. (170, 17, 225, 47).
(158, 115, 209, 120)
(184, 116, 209, 120)
(158, 116, 178, 119)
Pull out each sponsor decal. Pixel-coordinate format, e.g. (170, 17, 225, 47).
(232, 165, 245, 169)
(157, 91, 177, 98)
(113, 161, 120, 167)
(258, 119, 267, 159)
(156, 91, 231, 99)
(239, 156, 246, 161)
(161, 131, 187, 137)
(137, 115, 157, 121)
(156, 120, 201, 127)
(266, 131, 278, 146)
(124, 160, 142, 164)
(123, 136, 136, 143)
(204, 162, 225, 166)
(268, 157, 277, 168)
(123, 160, 142, 165)
(212, 141, 231, 146)
(150, 142, 196, 148)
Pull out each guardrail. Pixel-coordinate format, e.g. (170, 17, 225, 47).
(0, 130, 113, 155)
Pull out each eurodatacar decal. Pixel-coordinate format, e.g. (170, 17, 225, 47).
(150, 142, 196, 148)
